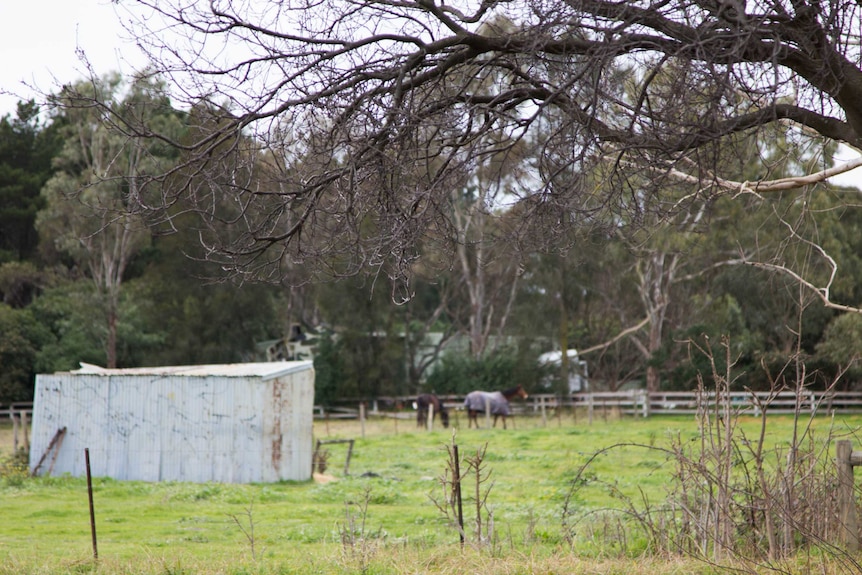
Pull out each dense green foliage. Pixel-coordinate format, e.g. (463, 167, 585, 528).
(0, 101, 61, 265)
(0, 305, 53, 401)
(425, 346, 551, 395)
(1, 76, 862, 403)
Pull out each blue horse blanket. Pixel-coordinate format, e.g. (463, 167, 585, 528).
(464, 391, 510, 415)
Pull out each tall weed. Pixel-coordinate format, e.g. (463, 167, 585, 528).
(563, 334, 862, 572)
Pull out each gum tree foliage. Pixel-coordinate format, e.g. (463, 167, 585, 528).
(36, 75, 184, 368)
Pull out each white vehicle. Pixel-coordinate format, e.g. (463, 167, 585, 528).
(538, 349, 589, 393)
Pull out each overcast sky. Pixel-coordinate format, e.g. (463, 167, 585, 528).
(0, 0, 145, 116)
(1, 0, 859, 189)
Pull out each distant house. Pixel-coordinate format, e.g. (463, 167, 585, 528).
(538, 350, 590, 393)
(29, 361, 315, 483)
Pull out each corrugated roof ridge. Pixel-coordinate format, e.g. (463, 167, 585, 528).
(69, 361, 313, 378)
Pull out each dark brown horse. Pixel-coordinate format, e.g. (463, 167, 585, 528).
(464, 385, 528, 429)
(415, 394, 449, 428)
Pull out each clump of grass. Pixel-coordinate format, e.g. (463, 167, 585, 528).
(1, 447, 30, 487)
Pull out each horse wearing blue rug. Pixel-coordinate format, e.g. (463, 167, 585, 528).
(464, 385, 528, 429)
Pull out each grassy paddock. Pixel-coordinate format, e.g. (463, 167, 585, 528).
(2, 412, 862, 574)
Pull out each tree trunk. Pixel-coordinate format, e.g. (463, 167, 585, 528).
(558, 260, 570, 393)
(634, 250, 680, 392)
(106, 304, 118, 369)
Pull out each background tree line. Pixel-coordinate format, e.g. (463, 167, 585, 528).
(1, 69, 861, 404)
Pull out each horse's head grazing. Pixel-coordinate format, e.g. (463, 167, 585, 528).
(501, 385, 528, 400)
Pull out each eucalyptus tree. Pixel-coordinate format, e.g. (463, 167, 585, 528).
(449, 181, 525, 357)
(597, 126, 837, 390)
(517, 112, 849, 391)
(61, 0, 858, 300)
(36, 75, 184, 368)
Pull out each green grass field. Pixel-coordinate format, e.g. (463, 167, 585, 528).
(3, 412, 862, 574)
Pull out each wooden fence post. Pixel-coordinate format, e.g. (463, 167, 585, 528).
(12, 410, 19, 452)
(836, 439, 861, 552)
(540, 397, 547, 427)
(21, 410, 29, 451)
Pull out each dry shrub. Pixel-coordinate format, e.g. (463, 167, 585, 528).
(564, 335, 862, 572)
(0, 447, 29, 487)
(430, 433, 505, 553)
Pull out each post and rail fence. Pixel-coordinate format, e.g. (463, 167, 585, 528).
(314, 389, 862, 422)
(8, 391, 862, 430)
(8, 391, 862, 433)
(2, 402, 33, 453)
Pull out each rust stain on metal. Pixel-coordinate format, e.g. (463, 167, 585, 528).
(271, 378, 283, 470)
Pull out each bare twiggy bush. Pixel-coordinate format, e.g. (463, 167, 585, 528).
(339, 487, 383, 574)
(664, 335, 849, 564)
(227, 499, 262, 561)
(563, 335, 862, 571)
(431, 434, 496, 549)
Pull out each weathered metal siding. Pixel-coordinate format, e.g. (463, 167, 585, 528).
(29, 362, 314, 483)
(262, 368, 315, 481)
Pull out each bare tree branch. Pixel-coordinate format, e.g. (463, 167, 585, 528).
(55, 0, 862, 282)
(577, 317, 652, 356)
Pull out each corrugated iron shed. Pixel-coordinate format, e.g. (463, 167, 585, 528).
(29, 361, 315, 483)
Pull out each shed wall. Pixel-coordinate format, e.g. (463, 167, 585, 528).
(29, 364, 314, 483)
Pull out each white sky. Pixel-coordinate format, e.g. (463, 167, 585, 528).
(0, 0, 146, 116)
(0, 0, 860, 190)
